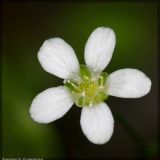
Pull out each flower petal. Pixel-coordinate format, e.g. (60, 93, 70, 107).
(30, 86, 74, 123)
(80, 102, 114, 144)
(106, 69, 151, 98)
(38, 38, 79, 79)
(84, 27, 116, 73)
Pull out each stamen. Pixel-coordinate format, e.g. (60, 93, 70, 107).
(65, 65, 108, 107)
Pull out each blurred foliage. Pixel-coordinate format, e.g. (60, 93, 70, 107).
(3, 56, 65, 157)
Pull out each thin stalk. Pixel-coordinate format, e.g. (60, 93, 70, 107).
(114, 113, 149, 158)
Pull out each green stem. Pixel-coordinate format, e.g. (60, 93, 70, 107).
(114, 113, 149, 158)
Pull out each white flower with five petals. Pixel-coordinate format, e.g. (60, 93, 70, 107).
(30, 27, 151, 145)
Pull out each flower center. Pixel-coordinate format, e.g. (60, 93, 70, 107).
(64, 65, 108, 107)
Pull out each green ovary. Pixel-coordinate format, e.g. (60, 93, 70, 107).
(64, 65, 108, 107)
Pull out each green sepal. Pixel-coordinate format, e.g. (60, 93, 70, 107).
(93, 92, 107, 104)
(80, 64, 91, 80)
(75, 96, 85, 107)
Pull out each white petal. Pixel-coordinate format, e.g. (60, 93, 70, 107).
(80, 102, 114, 144)
(30, 86, 74, 123)
(84, 27, 116, 73)
(107, 69, 151, 98)
(38, 38, 79, 79)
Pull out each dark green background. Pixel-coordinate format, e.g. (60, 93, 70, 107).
(2, 2, 158, 158)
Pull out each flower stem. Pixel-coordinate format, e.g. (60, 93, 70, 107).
(114, 113, 149, 158)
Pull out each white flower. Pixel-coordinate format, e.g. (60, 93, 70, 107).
(30, 27, 151, 145)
